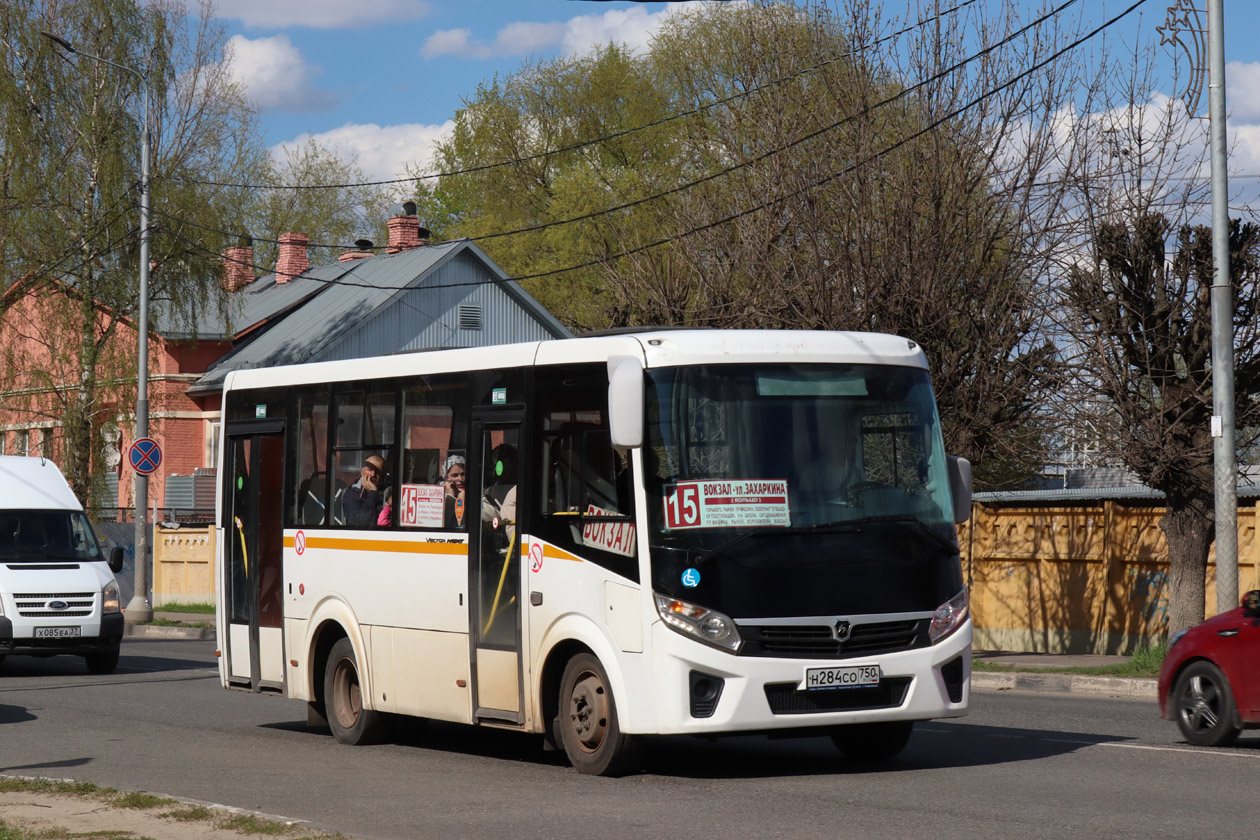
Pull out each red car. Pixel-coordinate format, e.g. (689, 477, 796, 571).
(1159, 590, 1260, 746)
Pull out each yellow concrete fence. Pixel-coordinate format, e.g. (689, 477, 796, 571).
(152, 525, 216, 608)
(148, 506, 1260, 654)
(960, 500, 1260, 655)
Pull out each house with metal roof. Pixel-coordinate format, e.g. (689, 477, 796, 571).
(2, 207, 571, 512)
(185, 232, 570, 397)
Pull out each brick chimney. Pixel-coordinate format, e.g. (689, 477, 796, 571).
(386, 201, 430, 254)
(275, 232, 310, 283)
(221, 240, 255, 292)
(339, 238, 376, 262)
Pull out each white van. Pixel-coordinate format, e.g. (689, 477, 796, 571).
(0, 456, 126, 673)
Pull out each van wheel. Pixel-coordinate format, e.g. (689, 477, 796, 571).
(85, 650, 119, 675)
(557, 653, 641, 776)
(830, 721, 914, 763)
(324, 638, 387, 745)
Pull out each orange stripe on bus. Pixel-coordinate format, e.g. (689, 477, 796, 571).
(282, 535, 468, 555)
(540, 543, 583, 563)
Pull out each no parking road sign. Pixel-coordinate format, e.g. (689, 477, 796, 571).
(128, 437, 162, 475)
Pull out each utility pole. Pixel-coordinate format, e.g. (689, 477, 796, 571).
(42, 31, 154, 622)
(1206, 0, 1237, 614)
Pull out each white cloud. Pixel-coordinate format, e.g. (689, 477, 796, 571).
(214, 0, 431, 30)
(420, 28, 491, 60)
(224, 34, 338, 113)
(272, 121, 455, 183)
(1227, 61, 1260, 126)
(421, 2, 714, 61)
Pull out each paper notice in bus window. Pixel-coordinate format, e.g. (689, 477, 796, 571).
(581, 505, 636, 558)
(662, 480, 790, 530)
(399, 483, 446, 528)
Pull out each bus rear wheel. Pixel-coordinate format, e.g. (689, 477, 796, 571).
(830, 720, 914, 763)
(325, 638, 387, 745)
(557, 653, 641, 776)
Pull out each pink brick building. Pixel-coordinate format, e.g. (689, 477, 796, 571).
(0, 205, 568, 512)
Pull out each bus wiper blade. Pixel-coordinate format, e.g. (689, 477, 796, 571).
(698, 522, 859, 562)
(830, 514, 957, 552)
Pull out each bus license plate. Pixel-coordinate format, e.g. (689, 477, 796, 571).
(802, 664, 880, 691)
(34, 626, 81, 639)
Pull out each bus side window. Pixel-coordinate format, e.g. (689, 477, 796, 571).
(292, 386, 334, 526)
(534, 364, 637, 571)
(401, 375, 468, 530)
(332, 386, 397, 529)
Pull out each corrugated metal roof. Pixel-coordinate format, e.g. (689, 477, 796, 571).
(188, 240, 570, 394)
(975, 483, 1260, 504)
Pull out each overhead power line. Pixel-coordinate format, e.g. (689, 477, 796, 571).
(170, 0, 981, 192)
(153, 0, 1079, 256)
(160, 1, 1148, 292)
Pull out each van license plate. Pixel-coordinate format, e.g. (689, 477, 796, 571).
(802, 664, 880, 691)
(34, 627, 81, 639)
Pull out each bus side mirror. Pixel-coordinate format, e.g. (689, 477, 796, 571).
(607, 355, 644, 448)
(947, 455, 972, 525)
(108, 545, 125, 574)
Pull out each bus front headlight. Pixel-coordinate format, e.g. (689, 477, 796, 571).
(102, 582, 121, 614)
(655, 593, 742, 653)
(929, 587, 968, 643)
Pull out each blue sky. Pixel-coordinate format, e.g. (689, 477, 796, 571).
(209, 0, 1260, 187)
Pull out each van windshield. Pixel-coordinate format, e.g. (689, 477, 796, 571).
(0, 510, 104, 562)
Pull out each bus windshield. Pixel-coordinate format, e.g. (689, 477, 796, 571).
(644, 363, 954, 544)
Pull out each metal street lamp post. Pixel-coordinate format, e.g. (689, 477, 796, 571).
(42, 31, 154, 623)
(1206, 0, 1238, 614)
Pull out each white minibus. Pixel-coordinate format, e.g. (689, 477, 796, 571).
(215, 330, 972, 774)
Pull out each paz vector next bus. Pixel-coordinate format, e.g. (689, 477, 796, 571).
(214, 330, 973, 775)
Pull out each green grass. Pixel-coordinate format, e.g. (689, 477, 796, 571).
(221, 815, 295, 836)
(154, 602, 216, 614)
(143, 617, 213, 629)
(167, 806, 214, 822)
(972, 642, 1168, 679)
(112, 792, 167, 810)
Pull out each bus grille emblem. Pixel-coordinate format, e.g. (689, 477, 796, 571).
(832, 620, 852, 642)
(48, 600, 69, 611)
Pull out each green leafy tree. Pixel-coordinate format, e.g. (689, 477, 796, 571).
(0, 0, 266, 505)
(246, 137, 398, 270)
(412, 1, 1063, 486)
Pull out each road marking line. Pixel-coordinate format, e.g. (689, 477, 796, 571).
(1097, 742, 1260, 759)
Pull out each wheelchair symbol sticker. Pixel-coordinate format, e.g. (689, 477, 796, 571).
(681, 568, 701, 588)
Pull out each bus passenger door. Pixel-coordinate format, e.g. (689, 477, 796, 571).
(470, 417, 524, 723)
(223, 428, 286, 693)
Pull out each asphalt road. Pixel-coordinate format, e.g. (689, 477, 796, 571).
(1, 639, 1256, 840)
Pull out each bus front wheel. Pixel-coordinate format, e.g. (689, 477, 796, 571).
(325, 638, 387, 745)
(830, 720, 914, 763)
(557, 653, 641, 776)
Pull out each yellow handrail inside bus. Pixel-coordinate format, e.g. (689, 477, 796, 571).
(482, 534, 516, 636)
(234, 516, 249, 577)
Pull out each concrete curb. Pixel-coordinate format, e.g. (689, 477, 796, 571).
(123, 624, 215, 640)
(972, 671, 1158, 699)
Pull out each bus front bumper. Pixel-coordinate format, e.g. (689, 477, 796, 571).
(639, 618, 972, 735)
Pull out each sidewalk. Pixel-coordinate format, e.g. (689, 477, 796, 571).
(972, 650, 1158, 699)
(122, 611, 216, 640)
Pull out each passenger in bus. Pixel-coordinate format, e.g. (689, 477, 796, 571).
(343, 454, 387, 528)
(483, 443, 518, 542)
(442, 453, 467, 528)
(377, 488, 393, 527)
